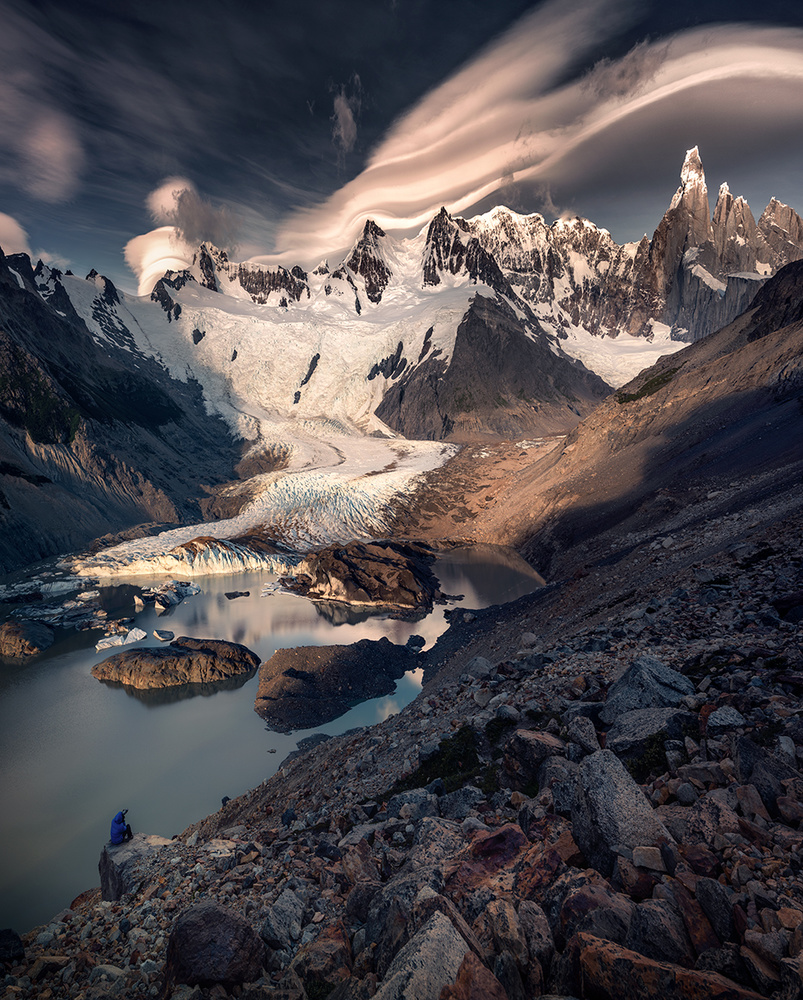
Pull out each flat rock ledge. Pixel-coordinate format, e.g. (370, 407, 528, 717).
(98, 833, 172, 901)
(283, 539, 443, 611)
(91, 636, 260, 690)
(254, 636, 416, 732)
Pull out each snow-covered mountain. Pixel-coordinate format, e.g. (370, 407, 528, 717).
(2, 145, 802, 577)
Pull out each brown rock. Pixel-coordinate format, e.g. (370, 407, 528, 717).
(668, 880, 721, 958)
(439, 949, 508, 1000)
(575, 931, 766, 1000)
(91, 636, 260, 690)
(254, 637, 414, 731)
(288, 539, 441, 609)
(559, 882, 635, 949)
(513, 847, 567, 900)
(291, 920, 352, 983)
(0, 619, 54, 658)
(503, 729, 566, 788)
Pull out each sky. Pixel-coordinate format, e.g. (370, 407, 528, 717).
(2, 0, 803, 293)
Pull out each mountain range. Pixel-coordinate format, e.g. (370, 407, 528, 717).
(1, 147, 802, 576)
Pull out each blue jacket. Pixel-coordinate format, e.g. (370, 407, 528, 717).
(110, 811, 128, 844)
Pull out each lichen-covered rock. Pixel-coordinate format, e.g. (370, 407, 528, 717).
(571, 750, 675, 876)
(98, 832, 172, 901)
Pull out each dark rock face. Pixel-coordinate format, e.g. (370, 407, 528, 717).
(91, 636, 260, 690)
(254, 636, 415, 731)
(287, 539, 442, 610)
(0, 620, 54, 658)
(0, 250, 241, 577)
(164, 900, 265, 988)
(376, 293, 609, 441)
(344, 220, 392, 304)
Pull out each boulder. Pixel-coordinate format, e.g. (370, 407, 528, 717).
(538, 757, 579, 816)
(695, 878, 735, 944)
(559, 882, 635, 948)
(567, 715, 601, 755)
(254, 637, 415, 731)
(98, 832, 172, 901)
(571, 750, 675, 876)
(733, 736, 802, 818)
(370, 911, 470, 1000)
(503, 730, 566, 789)
(285, 539, 441, 609)
(91, 636, 260, 690)
(605, 708, 698, 761)
(0, 927, 25, 963)
(261, 888, 306, 951)
(599, 657, 695, 725)
(571, 931, 765, 1000)
(441, 949, 509, 1000)
(164, 900, 265, 988)
(0, 619, 54, 658)
(625, 899, 696, 967)
(291, 920, 352, 983)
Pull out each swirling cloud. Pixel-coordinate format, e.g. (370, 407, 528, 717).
(267, 1, 803, 264)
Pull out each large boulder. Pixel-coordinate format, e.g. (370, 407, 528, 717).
(599, 656, 695, 725)
(164, 900, 265, 988)
(567, 931, 765, 1000)
(370, 911, 471, 1000)
(99, 832, 173, 901)
(571, 750, 675, 876)
(605, 708, 698, 761)
(503, 730, 566, 789)
(0, 619, 54, 658)
(91, 636, 260, 690)
(254, 637, 415, 731)
(285, 539, 442, 610)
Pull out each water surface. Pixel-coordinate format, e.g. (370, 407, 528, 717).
(0, 546, 541, 932)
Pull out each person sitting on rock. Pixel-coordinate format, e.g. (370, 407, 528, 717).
(110, 809, 133, 845)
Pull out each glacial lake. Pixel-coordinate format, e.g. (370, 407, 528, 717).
(0, 546, 542, 934)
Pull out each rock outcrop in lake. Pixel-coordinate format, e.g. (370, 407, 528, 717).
(0, 620, 54, 658)
(91, 636, 260, 690)
(286, 539, 443, 611)
(254, 636, 416, 731)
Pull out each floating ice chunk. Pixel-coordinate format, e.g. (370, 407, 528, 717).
(154, 629, 174, 642)
(95, 634, 125, 651)
(124, 627, 148, 644)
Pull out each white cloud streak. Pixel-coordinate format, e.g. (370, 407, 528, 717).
(331, 76, 362, 156)
(267, 0, 803, 264)
(0, 212, 31, 256)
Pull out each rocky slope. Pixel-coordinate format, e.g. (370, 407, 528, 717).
(7, 478, 801, 1000)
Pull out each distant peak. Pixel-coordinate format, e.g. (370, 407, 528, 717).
(680, 146, 705, 187)
(718, 181, 730, 197)
(361, 219, 386, 241)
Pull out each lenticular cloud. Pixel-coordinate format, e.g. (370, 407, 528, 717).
(269, 0, 803, 264)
